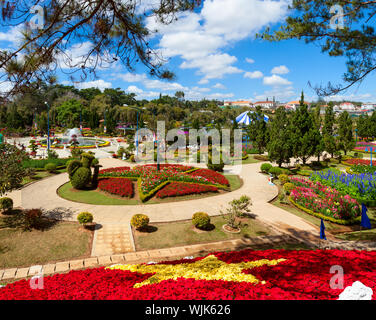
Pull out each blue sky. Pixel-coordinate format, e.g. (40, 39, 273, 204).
(1, 0, 376, 103)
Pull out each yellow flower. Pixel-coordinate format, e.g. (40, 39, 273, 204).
(107, 255, 286, 288)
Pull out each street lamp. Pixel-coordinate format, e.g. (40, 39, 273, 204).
(365, 146, 374, 167)
(45, 101, 50, 152)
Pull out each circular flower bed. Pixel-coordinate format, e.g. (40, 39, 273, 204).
(1, 249, 375, 300)
(99, 164, 230, 202)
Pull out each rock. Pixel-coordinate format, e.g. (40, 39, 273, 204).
(338, 281, 373, 300)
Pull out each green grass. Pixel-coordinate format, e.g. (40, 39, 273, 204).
(134, 215, 275, 251)
(58, 174, 242, 206)
(0, 214, 92, 269)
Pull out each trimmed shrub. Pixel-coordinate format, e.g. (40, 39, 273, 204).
(192, 212, 211, 230)
(44, 163, 57, 173)
(67, 159, 82, 177)
(260, 163, 272, 173)
(283, 182, 295, 195)
(131, 214, 150, 230)
(0, 197, 13, 212)
(278, 174, 290, 185)
(130, 154, 136, 163)
(117, 147, 126, 158)
(77, 212, 94, 225)
(207, 154, 225, 172)
(269, 167, 283, 177)
(71, 167, 92, 189)
(254, 155, 269, 161)
(81, 153, 95, 168)
(91, 158, 99, 167)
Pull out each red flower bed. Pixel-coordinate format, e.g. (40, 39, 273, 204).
(98, 178, 134, 197)
(189, 169, 230, 186)
(343, 159, 371, 166)
(156, 182, 218, 198)
(99, 166, 131, 175)
(1, 249, 375, 300)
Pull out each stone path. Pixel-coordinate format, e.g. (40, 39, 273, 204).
(92, 224, 135, 256)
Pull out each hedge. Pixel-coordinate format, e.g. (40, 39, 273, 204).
(22, 158, 72, 169)
(288, 196, 360, 226)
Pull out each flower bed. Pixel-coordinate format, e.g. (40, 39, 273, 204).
(310, 170, 376, 202)
(99, 165, 230, 202)
(1, 249, 376, 300)
(189, 168, 230, 186)
(98, 178, 134, 198)
(343, 159, 372, 166)
(353, 141, 376, 153)
(156, 182, 218, 198)
(289, 177, 360, 224)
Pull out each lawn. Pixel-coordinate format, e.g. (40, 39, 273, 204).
(133, 215, 276, 251)
(58, 174, 243, 205)
(0, 213, 93, 269)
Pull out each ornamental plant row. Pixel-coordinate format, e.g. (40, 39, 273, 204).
(290, 177, 360, 222)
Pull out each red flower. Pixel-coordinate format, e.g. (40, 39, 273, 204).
(98, 178, 134, 197)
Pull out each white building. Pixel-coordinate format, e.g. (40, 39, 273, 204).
(254, 100, 275, 109)
(339, 102, 357, 111)
(223, 101, 253, 108)
(285, 100, 311, 110)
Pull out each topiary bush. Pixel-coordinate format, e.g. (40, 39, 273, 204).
(192, 212, 211, 230)
(283, 182, 295, 195)
(67, 159, 82, 177)
(44, 163, 57, 173)
(81, 153, 95, 168)
(0, 197, 13, 212)
(278, 174, 290, 185)
(130, 154, 136, 162)
(70, 167, 92, 190)
(260, 163, 272, 173)
(77, 212, 94, 225)
(207, 154, 225, 172)
(131, 214, 150, 230)
(269, 167, 283, 177)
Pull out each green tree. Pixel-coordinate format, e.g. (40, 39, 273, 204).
(267, 106, 293, 167)
(56, 99, 85, 128)
(0, 1, 201, 96)
(290, 104, 320, 164)
(0, 144, 30, 196)
(260, 1, 376, 96)
(337, 111, 355, 155)
(322, 105, 337, 158)
(247, 107, 269, 154)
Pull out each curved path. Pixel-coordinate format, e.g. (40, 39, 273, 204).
(7, 158, 320, 255)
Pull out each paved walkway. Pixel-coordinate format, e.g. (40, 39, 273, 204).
(7, 158, 321, 256)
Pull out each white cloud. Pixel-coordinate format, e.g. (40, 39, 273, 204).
(0, 81, 12, 93)
(198, 78, 210, 85)
(244, 71, 263, 79)
(180, 53, 243, 80)
(73, 79, 112, 90)
(147, 0, 288, 81)
(213, 83, 226, 89)
(0, 25, 25, 46)
(245, 58, 255, 64)
(116, 73, 147, 82)
(263, 75, 292, 86)
(271, 65, 289, 75)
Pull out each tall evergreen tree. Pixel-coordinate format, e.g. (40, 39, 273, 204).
(337, 111, 355, 155)
(323, 105, 337, 158)
(267, 106, 292, 167)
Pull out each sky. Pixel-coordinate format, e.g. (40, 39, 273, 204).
(0, 0, 376, 103)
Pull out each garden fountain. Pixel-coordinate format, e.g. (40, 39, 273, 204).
(41, 128, 108, 149)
